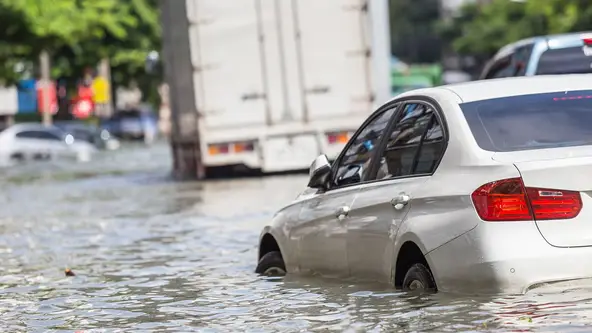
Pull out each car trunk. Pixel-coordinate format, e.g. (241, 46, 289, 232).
(495, 150, 592, 247)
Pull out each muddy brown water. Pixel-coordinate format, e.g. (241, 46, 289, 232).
(1, 142, 591, 332)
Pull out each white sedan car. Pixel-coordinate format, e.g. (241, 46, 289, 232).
(0, 123, 97, 163)
(256, 74, 592, 295)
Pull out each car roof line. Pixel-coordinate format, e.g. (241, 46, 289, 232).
(437, 86, 464, 103)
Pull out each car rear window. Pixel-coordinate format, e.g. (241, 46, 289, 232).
(536, 46, 592, 75)
(460, 90, 592, 152)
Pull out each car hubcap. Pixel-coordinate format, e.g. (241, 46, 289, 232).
(263, 267, 286, 276)
(408, 280, 424, 290)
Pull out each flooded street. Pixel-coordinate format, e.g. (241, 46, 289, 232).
(2, 142, 592, 332)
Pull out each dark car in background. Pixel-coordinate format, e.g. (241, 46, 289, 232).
(99, 108, 158, 144)
(54, 121, 120, 151)
(480, 31, 592, 79)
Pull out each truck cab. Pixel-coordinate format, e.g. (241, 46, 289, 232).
(480, 31, 592, 79)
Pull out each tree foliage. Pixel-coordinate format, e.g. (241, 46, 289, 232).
(390, 0, 442, 63)
(441, 0, 592, 59)
(0, 0, 161, 97)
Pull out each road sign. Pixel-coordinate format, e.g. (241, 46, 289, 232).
(35, 80, 57, 114)
(72, 98, 94, 119)
(92, 76, 110, 103)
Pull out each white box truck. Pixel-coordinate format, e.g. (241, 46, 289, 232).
(186, 0, 391, 173)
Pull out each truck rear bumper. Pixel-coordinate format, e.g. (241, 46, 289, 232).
(202, 131, 348, 173)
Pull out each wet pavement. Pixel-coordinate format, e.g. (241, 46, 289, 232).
(2, 142, 592, 332)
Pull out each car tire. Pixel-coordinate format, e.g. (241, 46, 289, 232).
(402, 263, 437, 292)
(255, 251, 286, 276)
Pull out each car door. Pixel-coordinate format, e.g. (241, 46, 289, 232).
(14, 130, 49, 159)
(346, 101, 447, 281)
(42, 130, 71, 158)
(292, 105, 399, 276)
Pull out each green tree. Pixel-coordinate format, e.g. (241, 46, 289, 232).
(441, 0, 592, 59)
(54, 0, 161, 107)
(390, 0, 442, 63)
(0, 0, 161, 107)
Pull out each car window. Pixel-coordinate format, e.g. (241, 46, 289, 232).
(332, 106, 398, 188)
(72, 129, 93, 141)
(460, 89, 592, 152)
(16, 130, 62, 141)
(513, 44, 534, 76)
(15, 131, 37, 139)
(483, 55, 514, 79)
(535, 46, 592, 75)
(413, 114, 445, 174)
(374, 103, 443, 180)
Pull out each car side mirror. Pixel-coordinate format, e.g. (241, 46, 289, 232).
(307, 154, 331, 189)
(336, 164, 361, 187)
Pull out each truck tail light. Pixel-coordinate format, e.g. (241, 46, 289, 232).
(208, 141, 255, 155)
(327, 131, 349, 144)
(471, 177, 582, 221)
(232, 142, 254, 153)
(208, 143, 229, 155)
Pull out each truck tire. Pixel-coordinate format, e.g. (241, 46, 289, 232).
(255, 251, 286, 276)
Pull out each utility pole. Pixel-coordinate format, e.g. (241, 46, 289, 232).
(160, 0, 205, 179)
(369, 0, 392, 107)
(40, 50, 52, 126)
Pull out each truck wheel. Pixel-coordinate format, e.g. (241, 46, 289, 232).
(402, 263, 436, 292)
(255, 251, 286, 276)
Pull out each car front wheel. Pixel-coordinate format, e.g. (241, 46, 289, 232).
(255, 251, 286, 276)
(402, 263, 437, 292)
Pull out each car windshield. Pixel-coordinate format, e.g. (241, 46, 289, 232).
(113, 110, 142, 120)
(460, 90, 592, 152)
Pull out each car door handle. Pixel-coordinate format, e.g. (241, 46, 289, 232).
(335, 205, 350, 221)
(390, 194, 410, 210)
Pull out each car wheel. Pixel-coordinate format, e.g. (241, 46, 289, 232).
(402, 263, 436, 292)
(255, 251, 286, 276)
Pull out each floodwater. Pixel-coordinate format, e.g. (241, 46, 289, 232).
(2, 142, 592, 332)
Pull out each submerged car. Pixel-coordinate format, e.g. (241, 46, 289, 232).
(0, 123, 97, 162)
(54, 121, 120, 150)
(256, 74, 592, 295)
(99, 108, 158, 144)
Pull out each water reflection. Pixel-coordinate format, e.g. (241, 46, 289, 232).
(0, 141, 591, 331)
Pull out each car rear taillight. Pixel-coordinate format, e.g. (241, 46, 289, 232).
(525, 187, 582, 220)
(471, 178, 582, 221)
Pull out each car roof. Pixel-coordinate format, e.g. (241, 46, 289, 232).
(503, 31, 590, 50)
(393, 74, 592, 103)
(488, 31, 592, 64)
(7, 123, 64, 133)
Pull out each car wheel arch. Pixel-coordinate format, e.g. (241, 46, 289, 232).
(258, 227, 286, 262)
(393, 237, 435, 289)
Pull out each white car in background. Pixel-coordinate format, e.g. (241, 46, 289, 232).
(0, 123, 97, 163)
(256, 74, 592, 295)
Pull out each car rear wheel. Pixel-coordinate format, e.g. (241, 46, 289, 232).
(255, 251, 286, 276)
(402, 263, 436, 292)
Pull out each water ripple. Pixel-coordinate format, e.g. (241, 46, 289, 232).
(0, 142, 590, 332)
